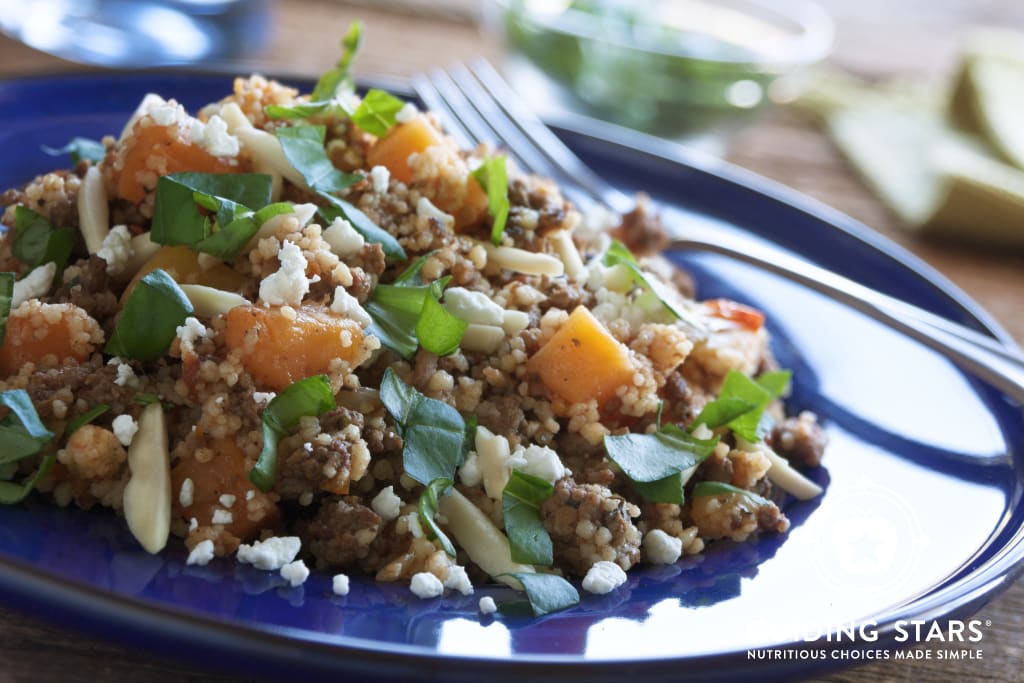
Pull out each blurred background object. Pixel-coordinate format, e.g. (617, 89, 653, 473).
(0, 0, 272, 66)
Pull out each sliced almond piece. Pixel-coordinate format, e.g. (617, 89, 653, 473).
(763, 447, 823, 500)
(78, 166, 110, 255)
(484, 243, 564, 277)
(179, 284, 249, 317)
(501, 310, 530, 336)
(550, 230, 585, 279)
(437, 488, 534, 587)
(122, 403, 171, 553)
(476, 425, 511, 499)
(461, 323, 505, 355)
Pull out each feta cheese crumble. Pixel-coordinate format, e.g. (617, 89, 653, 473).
(108, 357, 140, 388)
(96, 224, 134, 276)
(219, 493, 236, 508)
(509, 444, 567, 484)
(211, 509, 233, 525)
(111, 414, 138, 447)
(582, 561, 627, 595)
(259, 241, 309, 307)
(416, 196, 454, 228)
(643, 529, 683, 565)
(11, 263, 55, 307)
(443, 565, 473, 596)
(186, 539, 215, 566)
(281, 559, 309, 587)
(370, 485, 402, 522)
(189, 114, 240, 157)
(179, 478, 194, 508)
(369, 165, 390, 194)
(478, 596, 497, 615)
(236, 536, 301, 570)
(332, 573, 350, 596)
(442, 287, 504, 326)
(457, 451, 482, 488)
(330, 286, 372, 328)
(322, 216, 364, 257)
(409, 572, 444, 599)
(395, 101, 419, 124)
(176, 316, 209, 355)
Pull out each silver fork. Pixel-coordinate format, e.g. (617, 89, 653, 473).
(412, 61, 1024, 404)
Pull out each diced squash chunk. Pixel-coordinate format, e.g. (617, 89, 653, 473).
(115, 119, 236, 203)
(0, 302, 102, 375)
(526, 305, 634, 406)
(121, 245, 246, 304)
(224, 304, 365, 391)
(171, 436, 278, 541)
(366, 114, 444, 184)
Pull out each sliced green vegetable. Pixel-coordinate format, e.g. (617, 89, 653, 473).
(601, 240, 704, 330)
(104, 268, 193, 362)
(692, 481, 770, 508)
(471, 155, 510, 245)
(352, 89, 406, 137)
(502, 470, 554, 566)
(311, 21, 363, 102)
(366, 263, 466, 358)
(196, 201, 294, 261)
(379, 368, 464, 485)
(0, 272, 14, 345)
(419, 477, 456, 557)
(718, 370, 791, 442)
(41, 137, 105, 164)
(250, 375, 336, 491)
(275, 125, 363, 194)
(0, 389, 56, 465)
(265, 102, 337, 120)
(64, 404, 110, 436)
(497, 572, 580, 617)
(12, 206, 74, 277)
(417, 277, 468, 356)
(690, 397, 757, 431)
(603, 423, 718, 505)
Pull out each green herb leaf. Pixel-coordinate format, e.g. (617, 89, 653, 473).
(366, 263, 465, 358)
(265, 102, 337, 120)
(392, 252, 433, 285)
(275, 125, 363, 194)
(691, 397, 757, 431)
(417, 277, 467, 356)
(0, 272, 14, 345)
(41, 137, 105, 164)
(0, 453, 56, 504)
(497, 572, 580, 616)
(105, 268, 193, 362)
(65, 404, 110, 436)
(418, 477, 457, 557)
(756, 370, 792, 399)
(352, 89, 406, 137)
(134, 393, 162, 406)
(502, 470, 554, 565)
(0, 389, 56, 465)
(692, 481, 770, 508)
(603, 423, 718, 505)
(196, 201, 293, 261)
(379, 368, 464, 485)
(718, 370, 791, 442)
(12, 206, 74, 278)
(250, 375, 336, 491)
(601, 240, 704, 330)
(317, 197, 405, 260)
(471, 156, 510, 245)
(311, 21, 363, 102)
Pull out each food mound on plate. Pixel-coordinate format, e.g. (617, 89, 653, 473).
(0, 27, 826, 612)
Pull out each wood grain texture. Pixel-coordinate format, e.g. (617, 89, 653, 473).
(0, 1, 1020, 681)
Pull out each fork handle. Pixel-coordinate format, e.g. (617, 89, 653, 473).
(668, 233, 1024, 404)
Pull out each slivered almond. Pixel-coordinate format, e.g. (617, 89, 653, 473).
(122, 403, 172, 554)
(78, 166, 109, 255)
(461, 323, 506, 355)
(179, 284, 249, 317)
(437, 488, 534, 586)
(484, 243, 564, 277)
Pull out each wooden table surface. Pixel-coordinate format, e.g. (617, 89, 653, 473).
(0, 1, 1021, 681)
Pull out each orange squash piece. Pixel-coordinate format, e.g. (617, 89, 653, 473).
(116, 120, 237, 203)
(224, 304, 364, 391)
(121, 245, 246, 304)
(366, 114, 444, 184)
(0, 303, 100, 375)
(170, 436, 278, 541)
(526, 305, 635, 406)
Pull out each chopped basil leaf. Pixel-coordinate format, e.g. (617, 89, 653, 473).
(0, 272, 14, 345)
(197, 201, 293, 261)
(65, 404, 109, 436)
(691, 397, 757, 431)
(0, 453, 56, 504)
(471, 156, 510, 245)
(265, 102, 336, 120)
(379, 368, 464, 485)
(502, 470, 554, 565)
(317, 198, 405, 260)
(250, 375, 336, 491)
(418, 477, 456, 557)
(366, 265, 466, 358)
(756, 370, 792, 399)
(41, 137, 105, 164)
(12, 206, 74, 278)
(603, 423, 718, 505)
(392, 252, 433, 286)
(275, 125, 363, 194)
(105, 268, 193, 362)
(311, 21, 363, 102)
(462, 414, 478, 460)
(718, 370, 792, 442)
(417, 277, 467, 356)
(692, 481, 770, 508)
(601, 240, 704, 330)
(497, 572, 580, 617)
(352, 89, 406, 137)
(0, 389, 56, 465)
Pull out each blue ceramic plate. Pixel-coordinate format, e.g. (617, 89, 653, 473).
(0, 73, 1021, 682)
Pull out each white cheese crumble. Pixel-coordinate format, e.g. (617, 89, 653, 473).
(443, 565, 473, 596)
(236, 536, 301, 570)
(582, 561, 627, 595)
(330, 286, 372, 328)
(370, 485, 402, 522)
(189, 114, 240, 157)
(188, 517, 198, 532)
(111, 414, 138, 447)
(369, 165, 390, 194)
(332, 573, 351, 596)
(96, 224, 134, 276)
(11, 262, 55, 307)
(478, 596, 497, 615)
(253, 391, 276, 404)
(416, 196, 454, 228)
(179, 478, 195, 508)
(510, 444, 567, 484)
(409, 571, 444, 599)
(395, 101, 419, 124)
(402, 512, 424, 538)
(280, 559, 310, 587)
(211, 509, 233, 525)
(643, 529, 683, 565)
(108, 357, 140, 388)
(457, 451, 482, 488)
(219, 493, 236, 508)
(186, 539, 215, 566)
(148, 101, 187, 127)
(245, 490, 255, 501)
(442, 287, 504, 326)
(322, 216, 364, 257)
(259, 241, 309, 307)
(176, 316, 210, 355)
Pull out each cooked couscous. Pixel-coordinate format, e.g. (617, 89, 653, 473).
(0, 28, 826, 614)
